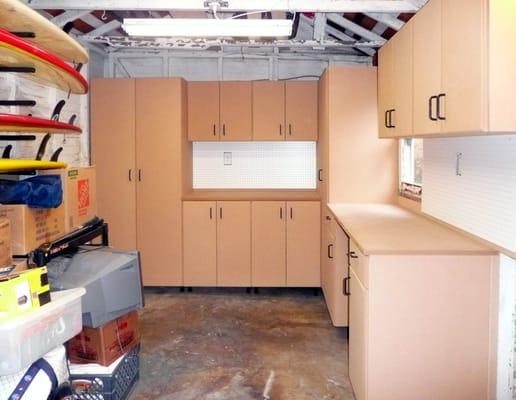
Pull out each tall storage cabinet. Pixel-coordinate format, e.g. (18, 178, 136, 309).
(91, 78, 187, 286)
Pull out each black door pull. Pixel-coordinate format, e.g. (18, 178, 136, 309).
(343, 277, 351, 296)
(437, 93, 446, 120)
(328, 244, 334, 259)
(429, 95, 438, 121)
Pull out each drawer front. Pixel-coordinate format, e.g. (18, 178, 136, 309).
(349, 240, 369, 289)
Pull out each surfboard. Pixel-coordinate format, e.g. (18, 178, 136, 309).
(0, 159, 67, 172)
(0, 114, 82, 134)
(0, 28, 88, 94)
(0, 0, 89, 65)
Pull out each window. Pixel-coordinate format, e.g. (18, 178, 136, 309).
(399, 138, 423, 200)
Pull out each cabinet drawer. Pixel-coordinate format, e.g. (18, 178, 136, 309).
(349, 240, 368, 289)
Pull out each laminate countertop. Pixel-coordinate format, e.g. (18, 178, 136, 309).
(327, 203, 496, 256)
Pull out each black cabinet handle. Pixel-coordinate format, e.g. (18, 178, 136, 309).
(343, 277, 351, 296)
(389, 109, 396, 128)
(437, 93, 446, 120)
(348, 251, 358, 259)
(290, 207, 293, 219)
(219, 207, 222, 219)
(210, 207, 213, 219)
(128, 169, 132, 182)
(288, 123, 292, 136)
(429, 96, 438, 121)
(279, 124, 282, 136)
(222, 123, 226, 136)
(318, 169, 323, 182)
(138, 169, 142, 182)
(327, 244, 334, 259)
(280, 207, 283, 219)
(213, 124, 216, 136)
(384, 110, 389, 128)
(325, 215, 331, 221)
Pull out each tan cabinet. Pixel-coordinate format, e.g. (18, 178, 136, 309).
(378, 22, 413, 138)
(322, 219, 349, 327)
(285, 81, 318, 140)
(91, 79, 137, 251)
(216, 201, 251, 286)
(286, 201, 320, 287)
(91, 78, 186, 286)
(251, 201, 286, 286)
(252, 81, 285, 141)
(187, 81, 220, 141)
(347, 240, 497, 400)
(219, 82, 252, 141)
(135, 79, 185, 286)
(183, 201, 217, 286)
(387, 0, 516, 137)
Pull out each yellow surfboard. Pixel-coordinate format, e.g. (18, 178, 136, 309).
(0, 159, 67, 172)
(0, 0, 89, 65)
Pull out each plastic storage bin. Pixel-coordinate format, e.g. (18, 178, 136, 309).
(70, 345, 140, 400)
(0, 287, 85, 375)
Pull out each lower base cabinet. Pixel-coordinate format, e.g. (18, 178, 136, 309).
(322, 217, 349, 326)
(183, 200, 320, 287)
(347, 239, 498, 400)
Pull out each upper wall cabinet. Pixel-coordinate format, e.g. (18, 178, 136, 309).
(252, 81, 319, 141)
(381, 0, 516, 138)
(187, 81, 252, 141)
(378, 20, 413, 138)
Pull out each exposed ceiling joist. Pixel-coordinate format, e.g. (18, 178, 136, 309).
(325, 25, 376, 56)
(51, 10, 92, 27)
(313, 13, 327, 42)
(86, 19, 122, 36)
(327, 13, 386, 44)
(26, 0, 419, 13)
(364, 13, 404, 31)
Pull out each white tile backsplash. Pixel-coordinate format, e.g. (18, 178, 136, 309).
(193, 141, 317, 189)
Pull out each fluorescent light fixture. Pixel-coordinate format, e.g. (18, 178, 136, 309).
(122, 18, 293, 38)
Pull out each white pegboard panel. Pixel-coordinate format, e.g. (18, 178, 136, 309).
(422, 135, 516, 253)
(193, 141, 317, 189)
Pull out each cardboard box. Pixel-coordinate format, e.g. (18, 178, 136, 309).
(67, 311, 140, 366)
(0, 204, 65, 255)
(65, 166, 97, 232)
(0, 219, 12, 268)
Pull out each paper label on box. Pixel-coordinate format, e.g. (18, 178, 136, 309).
(77, 179, 90, 216)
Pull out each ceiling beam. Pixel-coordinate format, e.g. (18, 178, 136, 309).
(313, 13, 327, 41)
(86, 19, 122, 36)
(51, 10, 92, 27)
(327, 13, 386, 44)
(325, 26, 376, 56)
(364, 13, 404, 31)
(27, 0, 419, 13)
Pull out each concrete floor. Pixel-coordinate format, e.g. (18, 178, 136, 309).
(130, 288, 355, 400)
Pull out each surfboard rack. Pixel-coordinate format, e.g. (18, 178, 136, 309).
(0, 66, 35, 73)
(0, 100, 36, 107)
(0, 135, 36, 141)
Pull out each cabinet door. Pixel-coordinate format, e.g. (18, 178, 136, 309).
(413, 0, 442, 136)
(349, 266, 368, 400)
(321, 227, 335, 318)
(183, 201, 217, 286)
(392, 21, 413, 137)
(220, 82, 252, 141)
(285, 81, 318, 140)
(377, 40, 394, 138)
(441, 0, 486, 134)
(251, 201, 286, 286)
(328, 227, 349, 327)
(252, 81, 285, 141)
(135, 79, 184, 286)
(286, 201, 320, 287)
(91, 78, 137, 251)
(187, 81, 220, 141)
(217, 201, 251, 286)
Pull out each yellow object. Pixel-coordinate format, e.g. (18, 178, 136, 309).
(0, 159, 67, 173)
(0, 267, 51, 321)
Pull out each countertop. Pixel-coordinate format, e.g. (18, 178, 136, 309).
(183, 190, 321, 201)
(327, 203, 496, 256)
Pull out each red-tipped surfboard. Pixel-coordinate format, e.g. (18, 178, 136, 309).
(0, 0, 88, 65)
(0, 27, 88, 94)
(0, 113, 82, 134)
